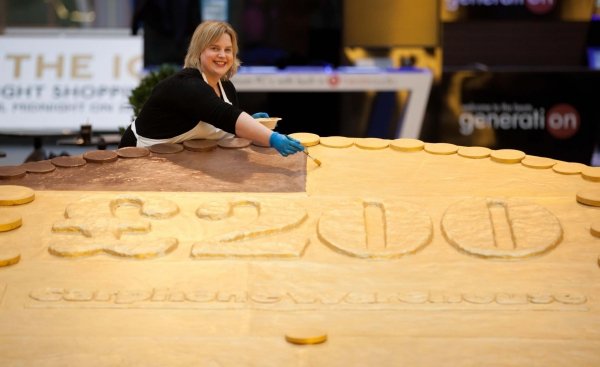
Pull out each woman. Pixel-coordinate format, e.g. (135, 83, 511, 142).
(119, 20, 304, 157)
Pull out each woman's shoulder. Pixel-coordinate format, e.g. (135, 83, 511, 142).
(156, 68, 209, 92)
(178, 67, 202, 79)
(167, 67, 203, 84)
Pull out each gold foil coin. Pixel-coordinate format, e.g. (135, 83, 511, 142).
(285, 329, 328, 345)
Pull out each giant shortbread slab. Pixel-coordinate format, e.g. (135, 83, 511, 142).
(0, 136, 599, 366)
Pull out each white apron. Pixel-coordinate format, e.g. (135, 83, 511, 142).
(131, 73, 234, 148)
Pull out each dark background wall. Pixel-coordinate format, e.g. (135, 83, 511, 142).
(228, 0, 345, 137)
(229, 0, 344, 68)
(442, 21, 591, 68)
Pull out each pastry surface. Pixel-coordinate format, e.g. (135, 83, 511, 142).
(0, 135, 599, 366)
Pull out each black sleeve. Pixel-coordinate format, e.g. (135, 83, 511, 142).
(135, 69, 243, 139)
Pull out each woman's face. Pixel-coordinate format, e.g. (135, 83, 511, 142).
(200, 33, 233, 81)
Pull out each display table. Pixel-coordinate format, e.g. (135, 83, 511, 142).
(232, 67, 433, 139)
(0, 129, 78, 162)
(56, 134, 121, 150)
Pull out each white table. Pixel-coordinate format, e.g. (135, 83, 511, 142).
(232, 67, 433, 139)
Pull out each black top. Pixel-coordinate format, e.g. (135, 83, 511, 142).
(135, 68, 243, 139)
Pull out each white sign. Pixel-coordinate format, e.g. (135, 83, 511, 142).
(0, 35, 142, 132)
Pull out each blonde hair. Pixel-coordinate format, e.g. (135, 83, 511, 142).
(184, 20, 241, 81)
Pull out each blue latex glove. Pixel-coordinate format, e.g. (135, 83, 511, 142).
(252, 112, 269, 119)
(269, 132, 305, 157)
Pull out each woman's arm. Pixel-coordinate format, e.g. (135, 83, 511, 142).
(235, 112, 305, 156)
(234, 111, 272, 146)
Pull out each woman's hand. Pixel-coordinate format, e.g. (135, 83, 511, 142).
(269, 132, 305, 157)
(251, 112, 269, 119)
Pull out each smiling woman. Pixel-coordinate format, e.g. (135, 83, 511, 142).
(184, 21, 241, 83)
(118, 20, 305, 158)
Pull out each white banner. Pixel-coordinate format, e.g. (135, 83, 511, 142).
(233, 68, 431, 92)
(0, 35, 142, 132)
